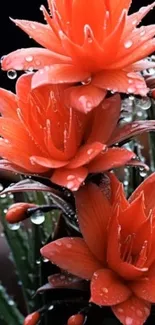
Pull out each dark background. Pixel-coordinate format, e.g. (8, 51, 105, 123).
(0, 0, 155, 90)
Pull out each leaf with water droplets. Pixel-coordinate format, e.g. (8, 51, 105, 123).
(108, 120, 155, 146)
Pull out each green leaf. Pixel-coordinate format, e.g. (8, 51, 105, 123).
(0, 284, 24, 325)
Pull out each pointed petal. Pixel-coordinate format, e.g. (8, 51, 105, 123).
(107, 172, 129, 208)
(30, 156, 69, 168)
(67, 142, 105, 169)
(16, 73, 33, 102)
(119, 193, 146, 238)
(92, 70, 148, 97)
(108, 38, 155, 70)
(129, 172, 155, 215)
(0, 88, 17, 119)
(72, 0, 106, 43)
(88, 148, 135, 173)
(108, 120, 155, 146)
(130, 263, 155, 303)
(2, 48, 70, 72)
(112, 296, 151, 325)
(51, 167, 88, 191)
(32, 64, 91, 88)
(105, 0, 131, 25)
(87, 94, 121, 144)
(107, 207, 148, 280)
(64, 85, 106, 113)
(10, 18, 64, 53)
(75, 183, 112, 263)
(90, 269, 131, 306)
(41, 237, 102, 279)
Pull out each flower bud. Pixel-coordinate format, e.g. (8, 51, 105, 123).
(67, 314, 85, 325)
(151, 88, 155, 99)
(23, 311, 40, 325)
(6, 202, 36, 224)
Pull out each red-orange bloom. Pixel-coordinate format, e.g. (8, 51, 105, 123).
(2, 1, 155, 113)
(0, 73, 154, 190)
(41, 172, 155, 324)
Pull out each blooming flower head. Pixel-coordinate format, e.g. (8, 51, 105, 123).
(41, 172, 155, 325)
(2, 0, 155, 113)
(0, 72, 153, 190)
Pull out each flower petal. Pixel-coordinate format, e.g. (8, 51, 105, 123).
(118, 192, 146, 238)
(87, 94, 121, 144)
(2, 48, 68, 71)
(92, 70, 148, 97)
(16, 73, 33, 102)
(88, 148, 135, 173)
(107, 172, 129, 208)
(10, 18, 64, 54)
(0, 88, 17, 119)
(90, 269, 131, 306)
(75, 183, 112, 263)
(107, 207, 148, 280)
(41, 237, 102, 280)
(130, 263, 155, 303)
(51, 166, 88, 191)
(129, 172, 155, 215)
(32, 64, 91, 88)
(64, 84, 107, 113)
(30, 156, 69, 168)
(108, 38, 155, 70)
(67, 142, 105, 169)
(112, 295, 151, 325)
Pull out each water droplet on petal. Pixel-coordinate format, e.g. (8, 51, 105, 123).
(67, 175, 75, 180)
(7, 70, 17, 80)
(87, 148, 94, 155)
(124, 40, 133, 49)
(102, 287, 108, 293)
(67, 181, 74, 189)
(25, 55, 33, 62)
(125, 317, 133, 325)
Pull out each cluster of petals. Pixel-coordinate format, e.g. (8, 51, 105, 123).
(2, 1, 155, 112)
(41, 172, 155, 325)
(1, 73, 154, 190)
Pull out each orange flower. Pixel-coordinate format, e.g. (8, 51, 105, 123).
(0, 73, 154, 191)
(41, 172, 155, 325)
(2, 1, 155, 112)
